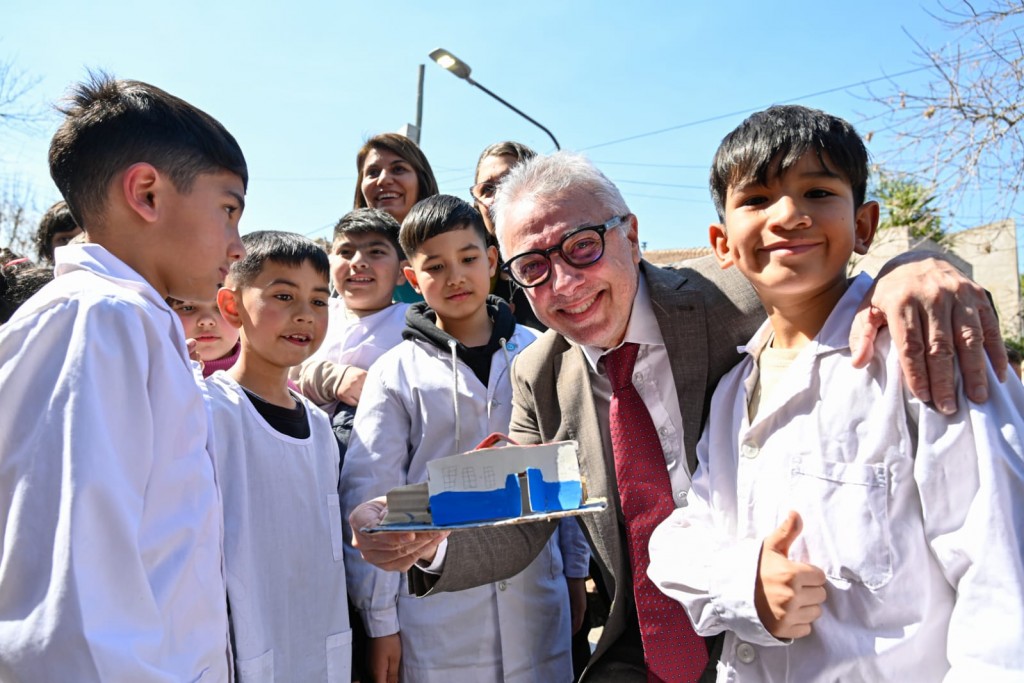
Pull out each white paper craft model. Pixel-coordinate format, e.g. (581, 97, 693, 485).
(376, 434, 605, 530)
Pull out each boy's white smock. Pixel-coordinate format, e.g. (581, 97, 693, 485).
(293, 299, 408, 411)
(206, 372, 351, 682)
(341, 324, 576, 683)
(0, 244, 230, 682)
(648, 273, 1024, 682)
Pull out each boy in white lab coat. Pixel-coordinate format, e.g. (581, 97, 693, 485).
(341, 195, 584, 683)
(648, 105, 1024, 681)
(209, 231, 352, 681)
(292, 207, 409, 455)
(0, 74, 246, 681)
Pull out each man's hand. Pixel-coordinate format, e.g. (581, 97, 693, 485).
(368, 633, 402, 683)
(850, 253, 1007, 413)
(566, 577, 587, 635)
(349, 498, 449, 572)
(336, 365, 368, 407)
(754, 511, 826, 640)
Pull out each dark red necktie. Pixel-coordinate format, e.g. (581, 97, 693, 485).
(605, 342, 708, 683)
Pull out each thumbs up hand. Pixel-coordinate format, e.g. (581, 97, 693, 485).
(754, 511, 827, 639)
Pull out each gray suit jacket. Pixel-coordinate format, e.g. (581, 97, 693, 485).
(410, 258, 763, 680)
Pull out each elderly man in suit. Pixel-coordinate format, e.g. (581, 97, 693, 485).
(349, 152, 1004, 683)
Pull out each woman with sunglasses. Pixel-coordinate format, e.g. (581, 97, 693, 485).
(471, 141, 546, 330)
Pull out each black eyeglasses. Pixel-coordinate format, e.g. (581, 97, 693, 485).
(470, 181, 498, 204)
(501, 215, 630, 288)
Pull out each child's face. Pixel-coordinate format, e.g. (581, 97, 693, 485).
(403, 227, 497, 329)
(710, 150, 877, 304)
(155, 169, 246, 302)
(360, 148, 420, 223)
(330, 232, 405, 317)
(171, 297, 239, 362)
(224, 260, 331, 371)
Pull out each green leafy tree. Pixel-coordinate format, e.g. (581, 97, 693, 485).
(872, 169, 946, 243)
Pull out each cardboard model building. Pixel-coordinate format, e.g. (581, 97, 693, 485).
(379, 436, 601, 529)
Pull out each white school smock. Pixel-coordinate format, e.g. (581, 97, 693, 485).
(648, 273, 1024, 682)
(206, 372, 352, 682)
(0, 243, 230, 682)
(340, 324, 574, 683)
(295, 300, 409, 412)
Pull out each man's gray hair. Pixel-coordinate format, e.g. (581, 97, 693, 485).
(492, 151, 630, 255)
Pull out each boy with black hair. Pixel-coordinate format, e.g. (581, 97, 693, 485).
(340, 195, 584, 683)
(34, 199, 81, 264)
(649, 104, 1024, 680)
(208, 230, 352, 680)
(0, 74, 245, 681)
(294, 207, 408, 447)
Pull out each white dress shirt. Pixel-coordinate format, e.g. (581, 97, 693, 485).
(424, 276, 689, 574)
(0, 244, 230, 682)
(649, 273, 1024, 682)
(581, 274, 692, 504)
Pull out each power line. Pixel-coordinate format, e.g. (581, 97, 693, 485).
(579, 32, 1024, 153)
(579, 65, 933, 152)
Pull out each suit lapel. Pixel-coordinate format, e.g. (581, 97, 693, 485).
(644, 262, 709, 474)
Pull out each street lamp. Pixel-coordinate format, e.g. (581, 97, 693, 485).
(428, 48, 561, 151)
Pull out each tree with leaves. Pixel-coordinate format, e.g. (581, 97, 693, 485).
(873, 169, 946, 243)
(870, 0, 1024, 220)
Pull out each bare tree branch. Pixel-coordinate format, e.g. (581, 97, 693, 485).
(0, 179, 37, 256)
(0, 58, 44, 128)
(869, 1, 1024, 221)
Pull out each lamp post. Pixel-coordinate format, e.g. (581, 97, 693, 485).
(428, 48, 560, 151)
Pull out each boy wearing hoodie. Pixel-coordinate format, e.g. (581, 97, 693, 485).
(341, 195, 582, 683)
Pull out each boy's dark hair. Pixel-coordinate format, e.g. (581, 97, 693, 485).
(354, 133, 439, 211)
(229, 231, 330, 287)
(48, 72, 248, 228)
(35, 200, 79, 263)
(710, 104, 869, 220)
(332, 208, 403, 255)
(399, 194, 488, 258)
(1, 262, 55, 324)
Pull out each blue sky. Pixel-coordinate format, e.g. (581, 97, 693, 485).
(3, 0, 1010, 258)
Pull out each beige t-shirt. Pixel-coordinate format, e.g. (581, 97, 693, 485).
(748, 337, 801, 421)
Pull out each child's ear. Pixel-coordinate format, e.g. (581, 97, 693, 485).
(486, 245, 498, 277)
(216, 287, 244, 329)
(121, 162, 162, 223)
(395, 259, 409, 287)
(853, 201, 880, 255)
(402, 265, 421, 293)
(709, 223, 735, 269)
